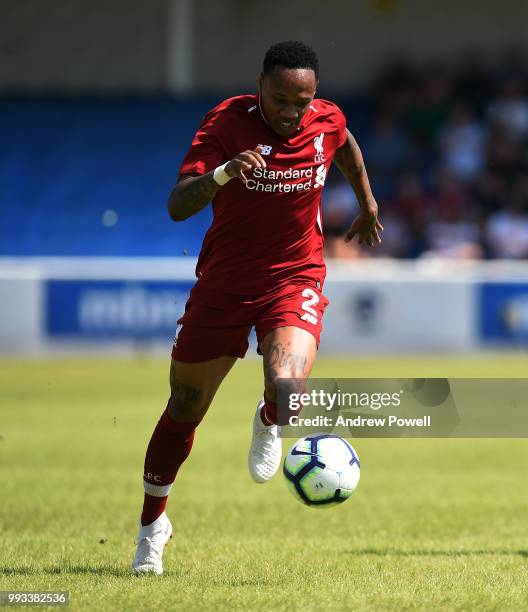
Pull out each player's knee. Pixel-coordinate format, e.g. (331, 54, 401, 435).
(167, 393, 209, 421)
(167, 379, 210, 422)
(263, 366, 283, 387)
(264, 367, 305, 402)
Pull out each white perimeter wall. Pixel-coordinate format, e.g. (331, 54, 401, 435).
(2, 258, 528, 355)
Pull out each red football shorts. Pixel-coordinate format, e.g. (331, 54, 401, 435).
(171, 279, 329, 363)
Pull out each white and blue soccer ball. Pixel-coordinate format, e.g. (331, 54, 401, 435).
(283, 434, 360, 508)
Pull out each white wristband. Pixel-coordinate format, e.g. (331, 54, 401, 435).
(213, 163, 232, 186)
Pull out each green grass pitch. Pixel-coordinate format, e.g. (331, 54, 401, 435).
(1, 354, 527, 611)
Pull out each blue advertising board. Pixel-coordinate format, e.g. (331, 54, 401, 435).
(45, 280, 194, 339)
(479, 282, 528, 343)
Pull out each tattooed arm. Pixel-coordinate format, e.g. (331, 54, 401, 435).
(167, 172, 221, 222)
(168, 147, 267, 221)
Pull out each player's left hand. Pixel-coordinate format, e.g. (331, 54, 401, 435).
(344, 201, 383, 247)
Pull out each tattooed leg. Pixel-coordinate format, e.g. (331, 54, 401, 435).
(167, 356, 237, 422)
(260, 327, 317, 403)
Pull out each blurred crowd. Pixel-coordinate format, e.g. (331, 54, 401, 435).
(323, 47, 528, 259)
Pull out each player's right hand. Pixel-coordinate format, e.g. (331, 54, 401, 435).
(225, 147, 267, 184)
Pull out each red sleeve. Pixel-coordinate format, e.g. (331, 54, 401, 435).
(178, 106, 228, 176)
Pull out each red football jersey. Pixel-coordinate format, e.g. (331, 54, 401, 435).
(179, 94, 347, 294)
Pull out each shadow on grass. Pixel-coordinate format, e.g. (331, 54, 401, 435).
(343, 548, 528, 558)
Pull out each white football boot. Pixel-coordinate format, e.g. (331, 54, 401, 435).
(248, 399, 282, 483)
(132, 511, 172, 575)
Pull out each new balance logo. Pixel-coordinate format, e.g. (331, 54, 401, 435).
(258, 144, 273, 155)
(314, 164, 327, 188)
(314, 133, 325, 163)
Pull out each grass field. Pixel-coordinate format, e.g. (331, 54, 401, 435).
(1, 354, 528, 611)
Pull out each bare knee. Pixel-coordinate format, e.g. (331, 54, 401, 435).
(168, 376, 209, 422)
(167, 356, 236, 423)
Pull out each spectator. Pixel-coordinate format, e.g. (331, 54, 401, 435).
(486, 130, 525, 181)
(423, 170, 482, 258)
(487, 77, 528, 140)
(322, 49, 528, 260)
(364, 110, 413, 173)
(405, 64, 452, 146)
(473, 170, 506, 217)
(322, 171, 360, 258)
(485, 205, 528, 258)
(388, 172, 430, 256)
(485, 176, 528, 258)
(373, 53, 417, 118)
(368, 208, 411, 258)
(363, 110, 414, 201)
(322, 170, 357, 234)
(439, 101, 486, 183)
(390, 171, 429, 226)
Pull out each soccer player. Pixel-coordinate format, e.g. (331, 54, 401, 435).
(132, 41, 382, 574)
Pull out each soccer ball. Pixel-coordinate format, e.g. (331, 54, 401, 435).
(283, 434, 360, 508)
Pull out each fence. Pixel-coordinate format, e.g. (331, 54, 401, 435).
(1, 258, 527, 354)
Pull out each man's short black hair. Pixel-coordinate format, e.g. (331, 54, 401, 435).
(263, 41, 319, 79)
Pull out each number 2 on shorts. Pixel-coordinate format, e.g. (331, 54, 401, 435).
(300, 288, 319, 325)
